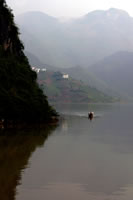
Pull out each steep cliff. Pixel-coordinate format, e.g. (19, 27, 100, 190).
(0, 0, 57, 123)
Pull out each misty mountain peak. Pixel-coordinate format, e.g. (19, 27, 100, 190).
(106, 8, 130, 19)
(16, 11, 58, 26)
(84, 8, 130, 21)
(16, 7, 133, 68)
(17, 11, 57, 19)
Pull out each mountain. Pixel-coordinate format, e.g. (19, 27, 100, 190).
(25, 51, 117, 98)
(16, 11, 74, 68)
(25, 51, 46, 67)
(37, 70, 115, 103)
(0, 1, 57, 124)
(25, 50, 132, 101)
(58, 65, 118, 97)
(25, 51, 59, 71)
(25, 52, 121, 100)
(88, 51, 133, 99)
(16, 8, 133, 68)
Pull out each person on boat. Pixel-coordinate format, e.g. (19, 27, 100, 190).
(88, 112, 94, 120)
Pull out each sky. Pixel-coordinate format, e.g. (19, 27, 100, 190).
(6, 0, 133, 18)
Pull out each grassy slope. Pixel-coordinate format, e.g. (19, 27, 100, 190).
(38, 71, 114, 103)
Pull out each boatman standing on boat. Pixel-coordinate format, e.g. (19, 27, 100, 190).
(88, 112, 94, 120)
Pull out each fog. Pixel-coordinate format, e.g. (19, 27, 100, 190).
(6, 0, 133, 18)
(4, 0, 133, 100)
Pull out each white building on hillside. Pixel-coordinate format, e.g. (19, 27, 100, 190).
(32, 67, 47, 73)
(63, 74, 69, 79)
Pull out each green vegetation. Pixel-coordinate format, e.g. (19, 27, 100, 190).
(38, 70, 114, 103)
(0, 0, 57, 123)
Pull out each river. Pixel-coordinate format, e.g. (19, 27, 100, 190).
(1, 103, 133, 200)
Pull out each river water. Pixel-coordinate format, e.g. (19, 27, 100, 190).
(1, 104, 133, 200)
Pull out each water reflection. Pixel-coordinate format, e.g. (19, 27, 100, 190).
(15, 104, 133, 200)
(2, 104, 133, 200)
(0, 126, 57, 200)
(61, 119, 68, 132)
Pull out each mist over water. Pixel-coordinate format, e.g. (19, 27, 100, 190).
(1, 103, 132, 200)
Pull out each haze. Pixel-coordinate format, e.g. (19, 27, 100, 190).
(6, 0, 133, 18)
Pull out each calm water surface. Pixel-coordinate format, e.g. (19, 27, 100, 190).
(1, 104, 133, 200)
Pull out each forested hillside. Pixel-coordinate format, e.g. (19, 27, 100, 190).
(0, 0, 57, 123)
(38, 70, 114, 103)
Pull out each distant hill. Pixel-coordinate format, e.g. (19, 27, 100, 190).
(37, 70, 115, 103)
(88, 51, 133, 100)
(25, 51, 59, 71)
(26, 51, 121, 100)
(58, 66, 118, 97)
(16, 11, 72, 68)
(16, 8, 133, 68)
(55, 51, 133, 100)
(25, 51, 47, 68)
(26, 50, 133, 101)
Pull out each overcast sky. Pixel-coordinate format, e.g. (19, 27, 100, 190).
(6, 0, 133, 18)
